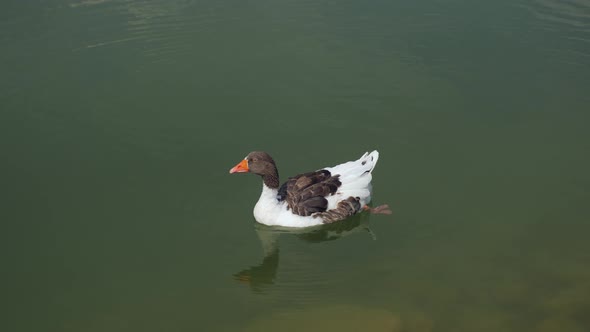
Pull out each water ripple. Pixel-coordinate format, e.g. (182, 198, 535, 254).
(524, 0, 590, 29)
(70, 0, 239, 64)
(518, 0, 590, 65)
(233, 216, 376, 307)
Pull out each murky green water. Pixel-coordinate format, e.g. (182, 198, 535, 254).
(2, 0, 589, 331)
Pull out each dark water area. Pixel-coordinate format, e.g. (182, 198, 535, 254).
(2, 0, 589, 331)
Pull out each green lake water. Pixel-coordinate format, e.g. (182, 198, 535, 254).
(2, 0, 589, 331)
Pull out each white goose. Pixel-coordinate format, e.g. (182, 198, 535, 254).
(229, 151, 390, 228)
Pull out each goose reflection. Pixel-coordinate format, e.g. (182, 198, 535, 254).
(233, 213, 375, 292)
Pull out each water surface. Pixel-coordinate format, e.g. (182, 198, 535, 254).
(2, 0, 589, 331)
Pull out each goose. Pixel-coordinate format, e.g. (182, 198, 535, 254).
(229, 151, 390, 228)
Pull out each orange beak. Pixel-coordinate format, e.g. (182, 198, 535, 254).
(229, 159, 249, 173)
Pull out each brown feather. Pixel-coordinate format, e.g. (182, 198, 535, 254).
(277, 170, 342, 217)
(314, 196, 362, 223)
